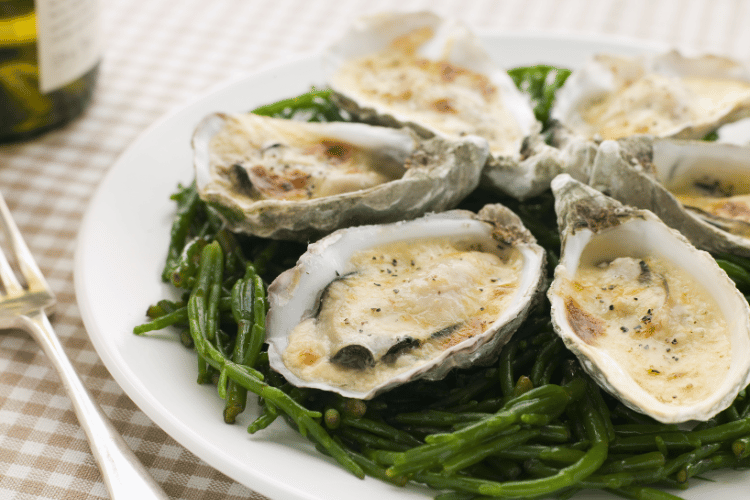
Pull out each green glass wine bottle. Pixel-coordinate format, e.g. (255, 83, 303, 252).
(0, 0, 100, 142)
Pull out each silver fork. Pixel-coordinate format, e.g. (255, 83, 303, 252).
(0, 191, 170, 500)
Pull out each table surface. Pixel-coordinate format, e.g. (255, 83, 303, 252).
(2, 0, 750, 498)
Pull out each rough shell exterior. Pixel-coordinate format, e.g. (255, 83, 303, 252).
(481, 133, 599, 200)
(547, 174, 750, 423)
(588, 136, 750, 258)
(265, 205, 547, 400)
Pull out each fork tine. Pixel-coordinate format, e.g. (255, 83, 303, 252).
(0, 191, 52, 296)
(0, 235, 23, 295)
(0, 192, 23, 295)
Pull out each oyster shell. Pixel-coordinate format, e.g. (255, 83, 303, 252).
(323, 11, 573, 200)
(588, 136, 750, 257)
(266, 205, 546, 400)
(192, 112, 488, 241)
(324, 11, 539, 158)
(482, 133, 598, 200)
(547, 174, 750, 423)
(551, 50, 750, 143)
(717, 117, 750, 145)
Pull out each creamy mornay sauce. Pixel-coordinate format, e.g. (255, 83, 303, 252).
(672, 188, 750, 238)
(210, 114, 401, 201)
(561, 256, 729, 405)
(332, 27, 524, 156)
(282, 237, 524, 394)
(579, 73, 750, 140)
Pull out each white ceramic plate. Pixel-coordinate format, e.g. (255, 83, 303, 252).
(75, 33, 750, 500)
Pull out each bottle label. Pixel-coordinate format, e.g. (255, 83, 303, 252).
(35, 0, 101, 93)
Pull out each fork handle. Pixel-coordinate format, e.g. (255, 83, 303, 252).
(23, 311, 170, 499)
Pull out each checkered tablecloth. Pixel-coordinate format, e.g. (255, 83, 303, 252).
(1, 0, 749, 498)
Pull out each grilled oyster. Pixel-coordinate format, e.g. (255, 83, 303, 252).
(266, 205, 546, 400)
(547, 174, 750, 423)
(192, 112, 488, 241)
(551, 50, 750, 143)
(588, 136, 750, 257)
(325, 10, 538, 158)
(324, 10, 573, 200)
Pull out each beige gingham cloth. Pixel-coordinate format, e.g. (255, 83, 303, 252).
(1, 0, 749, 498)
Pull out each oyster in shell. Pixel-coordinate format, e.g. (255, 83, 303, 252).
(547, 174, 750, 423)
(325, 11, 538, 158)
(192, 112, 488, 241)
(266, 205, 546, 400)
(324, 11, 571, 200)
(588, 136, 750, 257)
(551, 50, 750, 143)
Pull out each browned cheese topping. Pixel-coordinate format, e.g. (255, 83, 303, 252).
(672, 182, 750, 238)
(282, 237, 524, 394)
(209, 114, 403, 201)
(332, 26, 524, 155)
(579, 56, 750, 140)
(560, 256, 729, 405)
